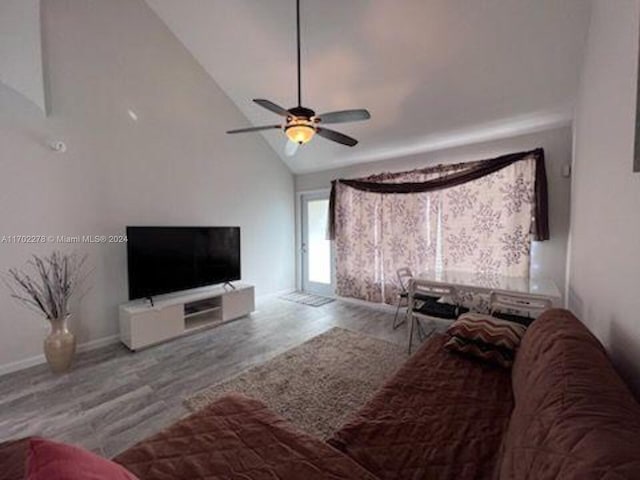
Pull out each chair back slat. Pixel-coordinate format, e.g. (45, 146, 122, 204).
(489, 291, 552, 317)
(396, 267, 413, 294)
(410, 278, 457, 300)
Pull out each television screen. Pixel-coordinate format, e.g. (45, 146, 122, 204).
(126, 226, 241, 300)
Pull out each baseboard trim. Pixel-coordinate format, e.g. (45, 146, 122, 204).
(0, 354, 46, 377)
(77, 334, 119, 353)
(257, 288, 297, 300)
(0, 334, 119, 377)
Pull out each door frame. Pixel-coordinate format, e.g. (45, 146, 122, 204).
(298, 189, 335, 296)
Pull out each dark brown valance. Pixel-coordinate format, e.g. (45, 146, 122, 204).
(329, 148, 549, 241)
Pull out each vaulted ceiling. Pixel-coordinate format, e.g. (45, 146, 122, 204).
(146, 0, 591, 174)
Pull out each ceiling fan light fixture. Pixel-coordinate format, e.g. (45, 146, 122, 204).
(285, 120, 316, 144)
(225, 0, 370, 149)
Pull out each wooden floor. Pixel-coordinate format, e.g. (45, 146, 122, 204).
(0, 296, 414, 458)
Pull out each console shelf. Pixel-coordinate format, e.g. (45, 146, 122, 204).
(184, 305, 222, 320)
(184, 311, 222, 331)
(119, 283, 254, 350)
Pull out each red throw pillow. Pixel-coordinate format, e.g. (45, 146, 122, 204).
(27, 437, 138, 480)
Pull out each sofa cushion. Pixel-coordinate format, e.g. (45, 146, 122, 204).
(328, 334, 513, 480)
(114, 393, 379, 480)
(499, 308, 640, 479)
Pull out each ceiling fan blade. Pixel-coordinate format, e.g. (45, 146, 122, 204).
(285, 140, 299, 157)
(253, 99, 290, 117)
(316, 127, 358, 147)
(316, 109, 371, 124)
(227, 125, 281, 134)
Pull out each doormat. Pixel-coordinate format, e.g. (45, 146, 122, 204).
(279, 291, 335, 307)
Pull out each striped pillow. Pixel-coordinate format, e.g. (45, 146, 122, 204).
(444, 313, 527, 368)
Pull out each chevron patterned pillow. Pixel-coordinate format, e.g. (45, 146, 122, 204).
(444, 313, 528, 368)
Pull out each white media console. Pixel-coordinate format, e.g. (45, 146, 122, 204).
(119, 283, 255, 350)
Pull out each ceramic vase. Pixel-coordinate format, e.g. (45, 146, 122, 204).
(44, 314, 76, 373)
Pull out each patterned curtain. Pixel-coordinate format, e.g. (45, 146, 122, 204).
(334, 184, 383, 302)
(441, 158, 535, 277)
(379, 170, 444, 304)
(333, 154, 538, 304)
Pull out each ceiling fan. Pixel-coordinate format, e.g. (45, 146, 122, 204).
(226, 0, 371, 154)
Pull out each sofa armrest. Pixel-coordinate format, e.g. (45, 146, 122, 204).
(499, 309, 640, 479)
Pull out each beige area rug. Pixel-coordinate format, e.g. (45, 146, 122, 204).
(184, 327, 407, 439)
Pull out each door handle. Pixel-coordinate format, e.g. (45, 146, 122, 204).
(301, 242, 308, 254)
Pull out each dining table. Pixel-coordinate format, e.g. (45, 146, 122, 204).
(414, 270, 562, 306)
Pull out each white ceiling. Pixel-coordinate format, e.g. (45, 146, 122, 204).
(146, 0, 591, 174)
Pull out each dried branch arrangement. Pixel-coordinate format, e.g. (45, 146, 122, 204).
(4, 251, 90, 320)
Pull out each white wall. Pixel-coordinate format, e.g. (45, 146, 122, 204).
(0, 0, 46, 112)
(568, 0, 640, 395)
(0, 0, 295, 373)
(296, 127, 573, 301)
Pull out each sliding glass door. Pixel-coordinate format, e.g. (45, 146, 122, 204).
(301, 192, 334, 296)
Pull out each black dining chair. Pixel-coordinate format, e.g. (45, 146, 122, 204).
(408, 278, 468, 354)
(489, 291, 552, 327)
(392, 267, 449, 330)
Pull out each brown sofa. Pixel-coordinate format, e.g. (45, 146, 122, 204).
(3, 309, 640, 479)
(328, 309, 640, 479)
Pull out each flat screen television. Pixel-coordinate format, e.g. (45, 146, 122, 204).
(126, 226, 241, 300)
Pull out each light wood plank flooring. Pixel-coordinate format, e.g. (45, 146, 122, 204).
(0, 296, 414, 458)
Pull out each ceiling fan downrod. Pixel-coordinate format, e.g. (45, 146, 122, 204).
(225, 0, 371, 149)
(296, 0, 302, 107)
